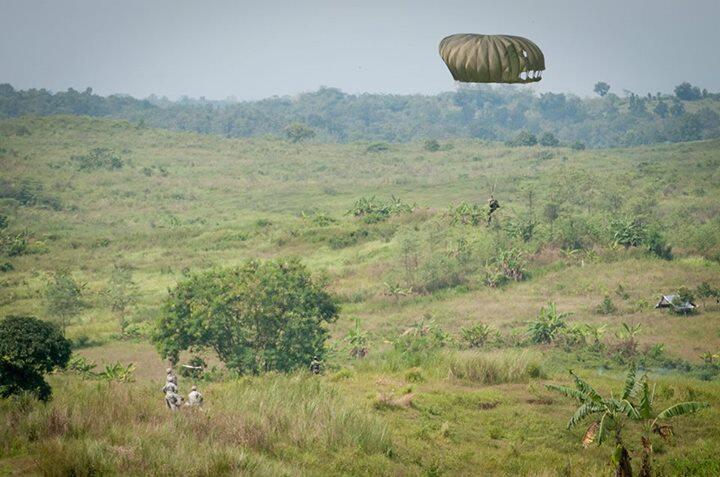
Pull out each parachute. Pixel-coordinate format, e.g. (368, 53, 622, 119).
(439, 34, 545, 84)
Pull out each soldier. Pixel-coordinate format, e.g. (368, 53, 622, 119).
(166, 367, 178, 386)
(162, 376, 183, 411)
(487, 195, 500, 224)
(187, 385, 204, 407)
(310, 356, 322, 375)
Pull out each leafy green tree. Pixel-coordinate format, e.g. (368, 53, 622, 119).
(594, 82, 610, 97)
(674, 82, 702, 101)
(44, 270, 84, 335)
(0, 315, 71, 401)
(284, 123, 316, 143)
(154, 259, 339, 374)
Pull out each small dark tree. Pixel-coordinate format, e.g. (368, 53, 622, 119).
(506, 130, 537, 147)
(669, 100, 685, 117)
(154, 259, 339, 374)
(594, 81, 611, 97)
(105, 265, 139, 333)
(0, 315, 71, 400)
(284, 123, 316, 143)
(424, 139, 441, 151)
(539, 132, 560, 147)
(653, 100, 669, 118)
(674, 82, 702, 101)
(44, 270, 84, 335)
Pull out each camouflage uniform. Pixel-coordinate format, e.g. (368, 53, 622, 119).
(310, 356, 322, 375)
(487, 196, 500, 224)
(166, 368, 178, 386)
(162, 376, 182, 411)
(187, 385, 204, 407)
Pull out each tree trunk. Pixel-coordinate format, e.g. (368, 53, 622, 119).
(616, 446, 633, 477)
(615, 429, 633, 477)
(639, 436, 652, 477)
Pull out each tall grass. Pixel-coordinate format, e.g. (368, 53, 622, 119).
(0, 374, 392, 475)
(448, 350, 545, 384)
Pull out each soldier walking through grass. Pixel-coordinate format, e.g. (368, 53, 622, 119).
(162, 374, 183, 411)
(187, 385, 204, 407)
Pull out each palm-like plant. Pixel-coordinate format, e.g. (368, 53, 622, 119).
(628, 374, 709, 477)
(527, 302, 571, 344)
(345, 317, 369, 359)
(547, 365, 709, 477)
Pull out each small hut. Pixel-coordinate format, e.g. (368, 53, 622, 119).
(655, 295, 696, 313)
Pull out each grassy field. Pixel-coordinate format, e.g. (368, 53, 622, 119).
(1, 115, 720, 476)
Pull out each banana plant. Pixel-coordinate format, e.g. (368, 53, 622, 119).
(547, 365, 709, 477)
(344, 317, 369, 359)
(624, 371, 709, 477)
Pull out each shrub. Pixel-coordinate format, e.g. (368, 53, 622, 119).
(424, 139, 440, 151)
(484, 248, 526, 288)
(346, 195, 413, 223)
(44, 270, 84, 335)
(0, 179, 62, 210)
(284, 123, 315, 143)
(366, 142, 390, 153)
(0, 315, 71, 400)
(391, 318, 450, 368)
(448, 350, 544, 384)
(506, 130, 537, 147)
(416, 254, 465, 293)
(527, 303, 571, 344)
(154, 258, 339, 374)
(345, 317, 369, 359)
(460, 323, 494, 348)
(611, 217, 646, 248)
(71, 148, 124, 171)
(595, 295, 617, 315)
(405, 367, 425, 382)
(644, 227, 672, 259)
(539, 132, 560, 147)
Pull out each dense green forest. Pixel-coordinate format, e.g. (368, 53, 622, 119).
(1, 82, 719, 147)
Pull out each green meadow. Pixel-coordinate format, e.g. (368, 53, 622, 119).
(1, 115, 720, 476)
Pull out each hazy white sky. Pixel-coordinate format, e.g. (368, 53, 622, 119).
(1, 0, 718, 100)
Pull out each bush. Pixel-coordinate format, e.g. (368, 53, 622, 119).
(527, 303, 571, 344)
(154, 258, 339, 374)
(71, 148, 124, 171)
(346, 195, 413, 223)
(506, 130, 537, 147)
(571, 141, 586, 150)
(0, 315, 71, 400)
(424, 139, 440, 151)
(539, 132, 560, 147)
(491, 248, 526, 284)
(460, 323, 494, 348)
(595, 295, 617, 315)
(366, 142, 390, 153)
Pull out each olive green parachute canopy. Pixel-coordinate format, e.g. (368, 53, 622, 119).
(439, 34, 545, 84)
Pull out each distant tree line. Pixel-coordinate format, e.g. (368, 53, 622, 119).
(1, 82, 719, 148)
